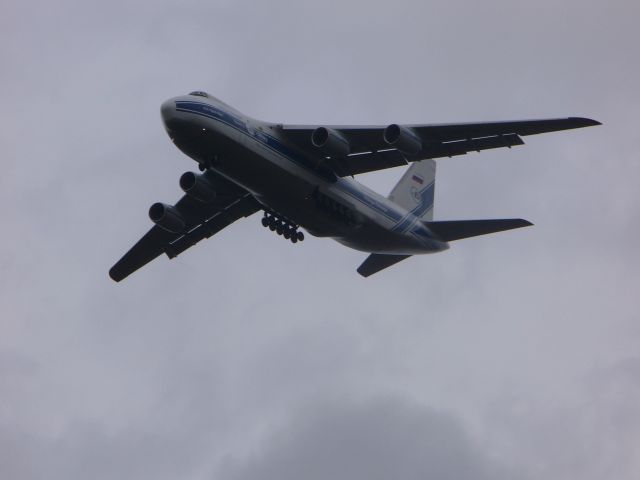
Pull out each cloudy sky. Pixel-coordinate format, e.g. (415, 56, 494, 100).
(1, 0, 639, 478)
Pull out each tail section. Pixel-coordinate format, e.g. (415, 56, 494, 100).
(388, 159, 436, 221)
(356, 219, 532, 277)
(357, 163, 532, 278)
(426, 219, 533, 242)
(356, 160, 434, 278)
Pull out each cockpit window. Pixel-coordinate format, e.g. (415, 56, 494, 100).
(189, 91, 209, 98)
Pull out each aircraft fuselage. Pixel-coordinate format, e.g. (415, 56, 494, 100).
(160, 95, 448, 255)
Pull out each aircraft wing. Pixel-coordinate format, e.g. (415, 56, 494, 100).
(109, 172, 260, 282)
(281, 117, 600, 176)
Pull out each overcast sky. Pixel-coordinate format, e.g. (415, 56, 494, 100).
(1, 0, 639, 479)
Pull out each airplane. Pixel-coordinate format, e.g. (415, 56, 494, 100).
(109, 91, 600, 282)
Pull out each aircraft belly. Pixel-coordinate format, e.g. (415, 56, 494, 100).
(206, 135, 349, 237)
(206, 139, 444, 251)
(335, 223, 442, 255)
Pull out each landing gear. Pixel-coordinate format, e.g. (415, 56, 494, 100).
(198, 155, 219, 171)
(261, 211, 304, 244)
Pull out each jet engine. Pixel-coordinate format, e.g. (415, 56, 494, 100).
(311, 127, 351, 157)
(383, 124, 422, 154)
(179, 171, 217, 203)
(149, 203, 186, 233)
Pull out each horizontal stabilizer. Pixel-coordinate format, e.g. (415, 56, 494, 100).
(426, 219, 533, 242)
(357, 254, 411, 277)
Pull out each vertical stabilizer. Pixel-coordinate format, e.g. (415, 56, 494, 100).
(388, 159, 436, 221)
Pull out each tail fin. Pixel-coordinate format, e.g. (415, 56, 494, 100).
(357, 254, 411, 277)
(426, 219, 533, 242)
(388, 159, 436, 221)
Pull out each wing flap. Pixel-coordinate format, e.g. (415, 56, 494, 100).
(411, 117, 600, 142)
(335, 133, 524, 176)
(420, 132, 524, 158)
(164, 194, 260, 258)
(332, 150, 408, 176)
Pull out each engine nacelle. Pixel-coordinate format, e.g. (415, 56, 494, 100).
(383, 124, 422, 155)
(149, 203, 185, 233)
(179, 171, 217, 203)
(311, 127, 351, 157)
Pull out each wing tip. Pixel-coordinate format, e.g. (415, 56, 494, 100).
(108, 266, 125, 282)
(569, 117, 602, 127)
(519, 218, 534, 227)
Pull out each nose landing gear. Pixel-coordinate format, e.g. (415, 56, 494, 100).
(261, 211, 304, 244)
(198, 155, 219, 172)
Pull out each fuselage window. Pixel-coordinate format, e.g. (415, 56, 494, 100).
(189, 91, 209, 98)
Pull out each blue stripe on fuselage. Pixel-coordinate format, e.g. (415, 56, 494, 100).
(176, 101, 248, 132)
(391, 181, 435, 233)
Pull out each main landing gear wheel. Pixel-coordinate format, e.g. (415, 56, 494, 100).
(261, 211, 305, 244)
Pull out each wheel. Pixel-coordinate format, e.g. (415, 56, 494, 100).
(276, 225, 283, 235)
(297, 231, 304, 241)
(269, 224, 276, 231)
(283, 230, 291, 239)
(261, 217, 269, 227)
(291, 236, 298, 244)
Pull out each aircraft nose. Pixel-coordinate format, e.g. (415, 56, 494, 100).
(161, 97, 187, 134)
(160, 98, 176, 125)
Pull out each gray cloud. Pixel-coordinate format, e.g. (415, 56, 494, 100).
(1, 0, 639, 479)
(218, 398, 515, 480)
(482, 356, 640, 480)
